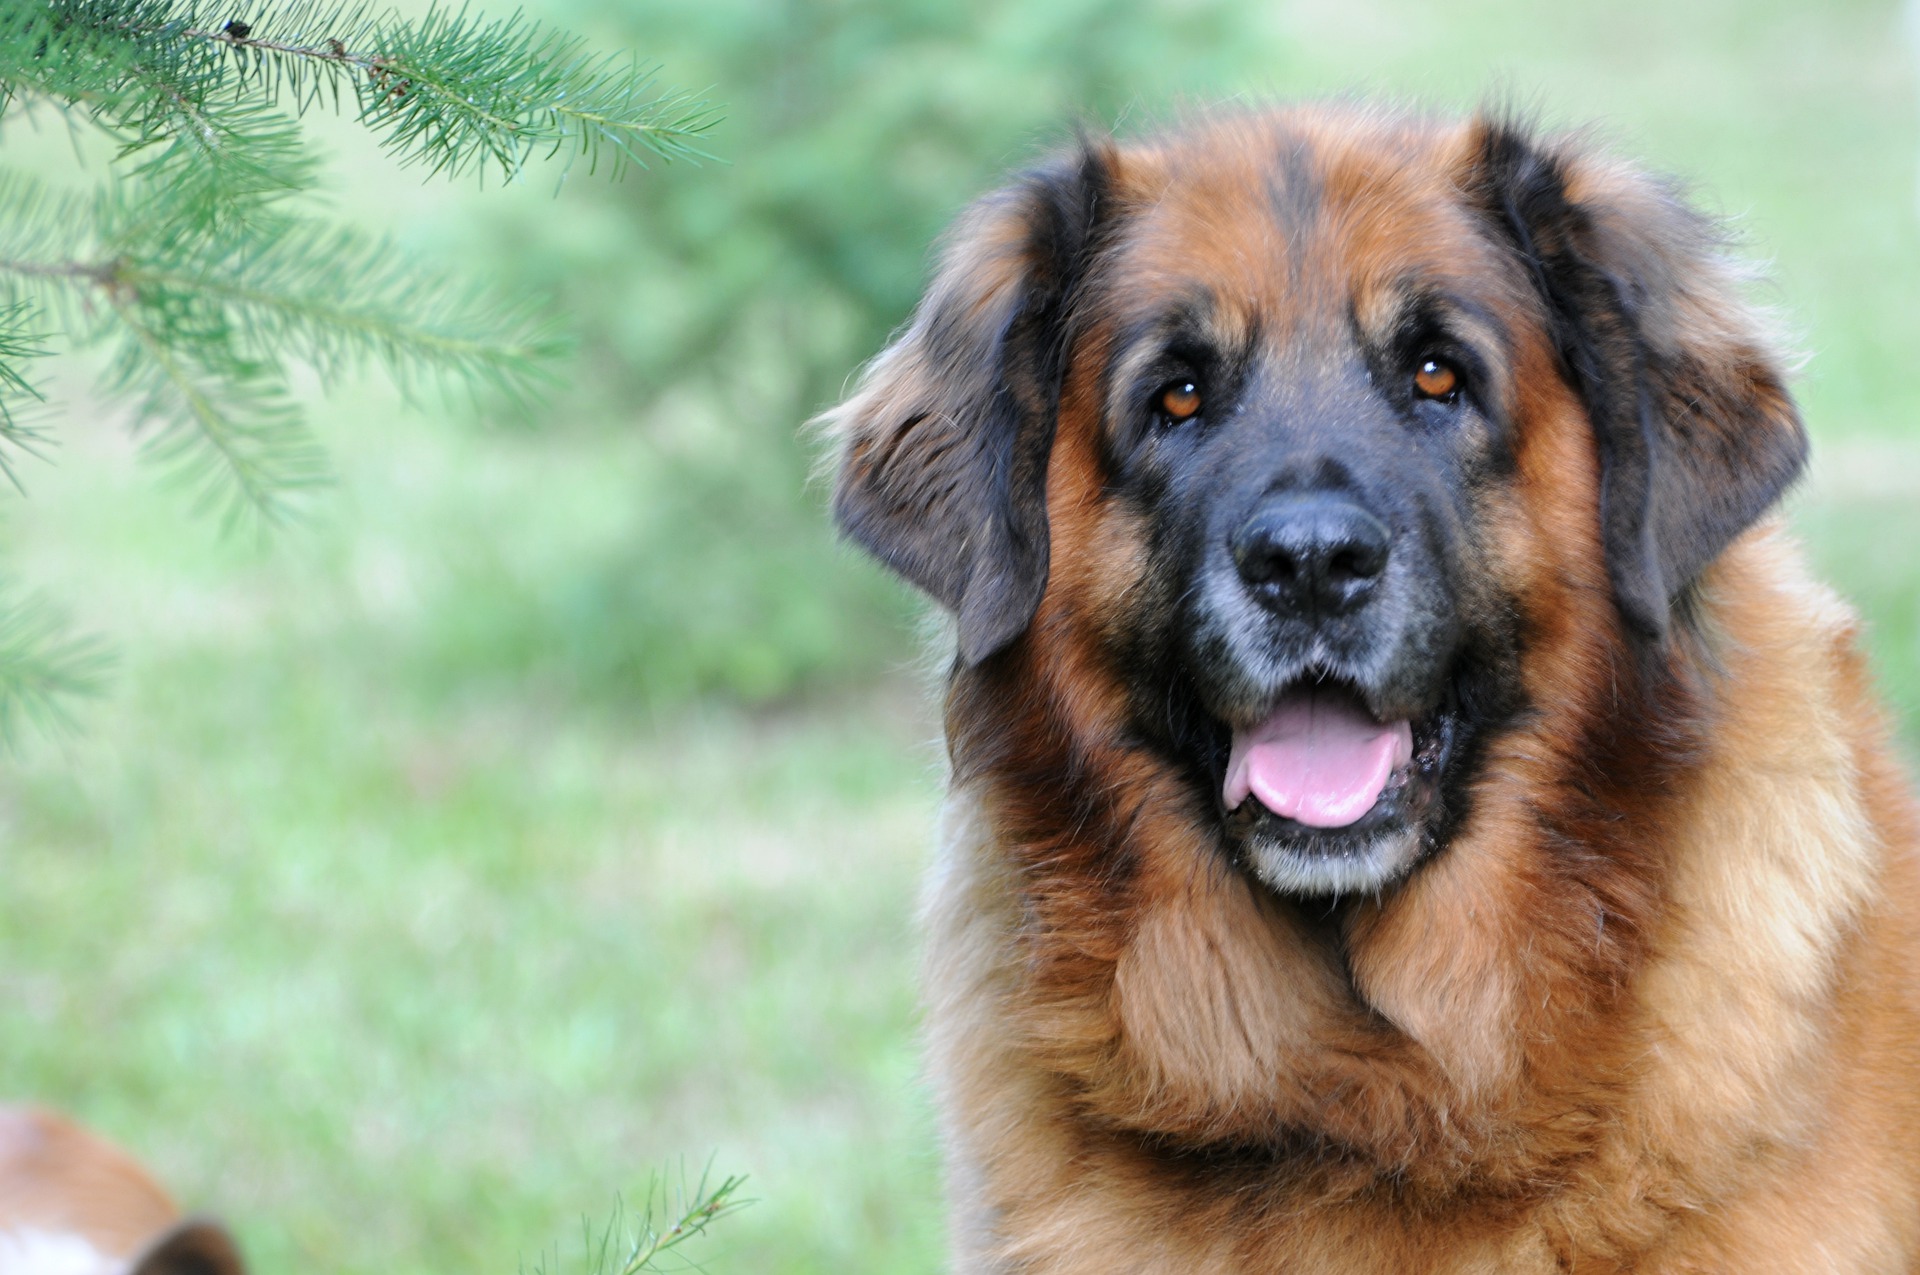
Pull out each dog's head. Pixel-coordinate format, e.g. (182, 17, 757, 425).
(827, 106, 1804, 897)
(0, 1106, 248, 1275)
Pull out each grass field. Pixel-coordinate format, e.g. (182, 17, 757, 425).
(2, 1, 1918, 1272)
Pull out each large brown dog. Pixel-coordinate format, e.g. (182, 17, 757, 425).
(826, 104, 1920, 1272)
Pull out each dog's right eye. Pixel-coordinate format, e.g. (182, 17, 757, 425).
(1413, 357, 1461, 402)
(1155, 380, 1203, 426)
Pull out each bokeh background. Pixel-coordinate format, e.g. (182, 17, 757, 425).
(2, 0, 1917, 1271)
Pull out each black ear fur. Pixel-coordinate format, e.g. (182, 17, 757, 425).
(129, 1217, 248, 1275)
(1469, 120, 1809, 642)
(827, 144, 1111, 665)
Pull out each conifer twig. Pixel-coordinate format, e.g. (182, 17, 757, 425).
(526, 1166, 751, 1275)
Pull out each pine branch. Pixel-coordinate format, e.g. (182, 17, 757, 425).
(528, 1168, 751, 1275)
(0, 170, 561, 520)
(119, 96, 315, 229)
(105, 294, 330, 526)
(0, 2, 712, 521)
(113, 221, 568, 403)
(0, 301, 55, 492)
(0, 595, 112, 747)
(0, 0, 715, 734)
(0, 188, 332, 526)
(326, 7, 720, 179)
(2, 2, 719, 182)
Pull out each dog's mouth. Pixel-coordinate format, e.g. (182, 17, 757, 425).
(1223, 681, 1413, 827)
(1217, 675, 1458, 894)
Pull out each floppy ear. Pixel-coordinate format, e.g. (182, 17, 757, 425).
(825, 144, 1112, 665)
(1467, 119, 1808, 642)
(129, 1217, 247, 1275)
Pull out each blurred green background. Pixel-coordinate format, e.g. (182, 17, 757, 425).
(1, 0, 1917, 1271)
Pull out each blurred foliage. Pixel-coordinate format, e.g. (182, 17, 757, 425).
(426, 0, 1289, 707)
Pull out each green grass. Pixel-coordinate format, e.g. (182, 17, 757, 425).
(1, 0, 1918, 1272)
(0, 409, 944, 1273)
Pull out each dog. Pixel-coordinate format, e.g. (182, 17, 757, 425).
(0, 1106, 245, 1275)
(825, 103, 1920, 1272)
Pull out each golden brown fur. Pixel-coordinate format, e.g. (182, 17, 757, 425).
(828, 104, 1920, 1272)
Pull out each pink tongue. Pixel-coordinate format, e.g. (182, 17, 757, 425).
(1224, 686, 1413, 828)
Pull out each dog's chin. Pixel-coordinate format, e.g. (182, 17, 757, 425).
(1238, 822, 1425, 896)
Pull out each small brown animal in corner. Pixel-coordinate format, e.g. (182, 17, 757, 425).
(0, 1105, 245, 1275)
(825, 104, 1920, 1272)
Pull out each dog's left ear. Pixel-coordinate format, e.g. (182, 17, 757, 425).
(825, 143, 1113, 666)
(1467, 119, 1808, 643)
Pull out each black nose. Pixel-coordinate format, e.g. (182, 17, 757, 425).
(1231, 493, 1391, 616)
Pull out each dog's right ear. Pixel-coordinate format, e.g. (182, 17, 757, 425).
(826, 143, 1113, 666)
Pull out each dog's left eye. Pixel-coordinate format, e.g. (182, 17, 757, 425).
(1413, 358, 1461, 402)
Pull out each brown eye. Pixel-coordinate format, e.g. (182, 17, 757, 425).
(1413, 358, 1459, 401)
(1158, 381, 1202, 422)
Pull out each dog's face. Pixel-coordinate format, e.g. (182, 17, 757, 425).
(1076, 135, 1527, 894)
(830, 107, 1805, 898)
